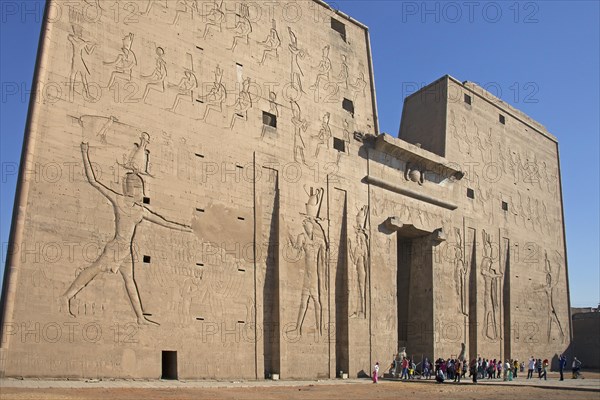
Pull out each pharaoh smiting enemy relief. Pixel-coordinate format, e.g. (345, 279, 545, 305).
(61, 134, 194, 326)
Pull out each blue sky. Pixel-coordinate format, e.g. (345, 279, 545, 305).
(1, 1, 599, 307)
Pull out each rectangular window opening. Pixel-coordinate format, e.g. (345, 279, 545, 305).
(237, 217, 245, 221)
(467, 188, 475, 199)
(196, 263, 204, 267)
(161, 351, 178, 380)
(502, 201, 509, 211)
(499, 114, 506, 124)
(238, 268, 246, 272)
(464, 93, 472, 105)
(333, 137, 346, 152)
(196, 208, 205, 213)
(143, 197, 150, 204)
(262, 111, 277, 128)
(195, 153, 204, 158)
(143, 255, 151, 263)
(342, 98, 354, 117)
(330, 17, 346, 42)
(196, 317, 205, 321)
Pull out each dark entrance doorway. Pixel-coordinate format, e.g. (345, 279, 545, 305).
(161, 351, 178, 380)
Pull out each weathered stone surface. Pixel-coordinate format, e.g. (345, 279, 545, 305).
(0, 0, 570, 380)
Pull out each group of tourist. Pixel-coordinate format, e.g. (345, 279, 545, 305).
(373, 353, 583, 383)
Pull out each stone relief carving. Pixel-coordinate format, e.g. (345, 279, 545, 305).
(404, 162, 425, 186)
(338, 55, 350, 89)
(119, 132, 152, 176)
(258, 19, 281, 65)
(228, 3, 252, 51)
(336, 119, 351, 165)
(171, 0, 199, 26)
(287, 27, 307, 96)
(310, 45, 332, 101)
(167, 54, 198, 113)
(349, 205, 369, 319)
(95, 115, 118, 144)
(350, 71, 367, 101)
(199, 65, 227, 122)
(201, 1, 225, 39)
(61, 128, 193, 325)
(139, 47, 167, 103)
(290, 100, 309, 165)
(288, 188, 328, 336)
(230, 77, 252, 129)
(314, 112, 331, 157)
(68, 24, 97, 102)
(480, 230, 503, 340)
(453, 228, 469, 316)
(104, 33, 137, 90)
(144, 0, 168, 16)
(535, 251, 565, 343)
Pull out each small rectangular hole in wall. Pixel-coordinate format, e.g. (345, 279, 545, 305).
(196, 317, 205, 321)
(330, 17, 346, 42)
(237, 321, 245, 324)
(143, 255, 151, 263)
(196, 99, 204, 103)
(499, 114, 506, 124)
(262, 111, 277, 128)
(195, 153, 204, 158)
(464, 93, 472, 105)
(236, 164, 244, 169)
(333, 137, 345, 152)
(196, 46, 204, 51)
(502, 201, 509, 211)
(238, 268, 246, 272)
(237, 217, 245, 221)
(236, 62, 243, 67)
(143, 197, 150, 204)
(161, 351, 178, 380)
(196, 263, 204, 267)
(342, 98, 354, 117)
(236, 113, 244, 118)
(143, 313, 152, 316)
(467, 188, 475, 199)
(196, 208, 205, 213)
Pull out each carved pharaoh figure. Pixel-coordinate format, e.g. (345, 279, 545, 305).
(349, 206, 369, 318)
(289, 217, 328, 335)
(139, 47, 168, 104)
(199, 66, 227, 122)
(228, 4, 252, 51)
(104, 33, 137, 90)
(230, 77, 252, 129)
(201, 1, 225, 39)
(536, 251, 565, 343)
(480, 230, 502, 340)
(61, 141, 193, 325)
(68, 24, 97, 102)
(454, 228, 469, 316)
(290, 100, 308, 164)
(314, 112, 331, 157)
(258, 19, 281, 65)
(288, 27, 307, 96)
(311, 45, 332, 94)
(168, 68, 198, 113)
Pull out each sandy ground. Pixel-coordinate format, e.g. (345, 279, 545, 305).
(1, 372, 598, 400)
